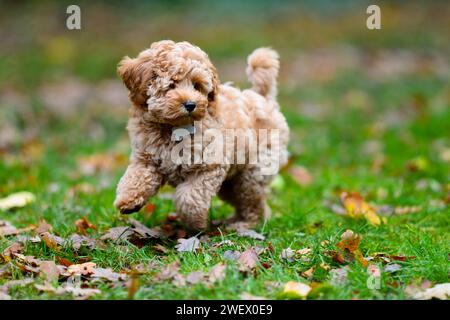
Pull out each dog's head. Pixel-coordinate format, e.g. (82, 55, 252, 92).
(118, 40, 219, 126)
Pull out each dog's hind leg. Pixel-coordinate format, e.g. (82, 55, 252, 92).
(218, 166, 271, 225)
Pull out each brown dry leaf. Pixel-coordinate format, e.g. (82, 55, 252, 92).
(302, 266, 315, 278)
(213, 240, 234, 248)
(280, 248, 295, 262)
(39, 261, 60, 281)
(91, 268, 127, 282)
(34, 220, 53, 235)
(153, 244, 169, 254)
(1, 278, 34, 295)
(395, 206, 422, 215)
(336, 230, 368, 267)
(56, 256, 73, 267)
(172, 274, 186, 287)
(297, 248, 312, 255)
(208, 263, 226, 284)
(40, 232, 64, 251)
(143, 203, 156, 218)
(2, 242, 24, 260)
(288, 166, 313, 186)
(129, 219, 164, 239)
(0, 220, 18, 237)
(411, 283, 450, 300)
(340, 192, 384, 226)
(67, 262, 97, 276)
(236, 228, 265, 241)
(75, 216, 97, 235)
(56, 284, 101, 299)
(13, 254, 43, 273)
(237, 248, 259, 272)
(100, 226, 134, 242)
(186, 271, 204, 284)
(175, 236, 200, 252)
(155, 261, 181, 282)
(77, 153, 127, 176)
(337, 229, 361, 253)
(223, 250, 241, 261)
(68, 234, 97, 251)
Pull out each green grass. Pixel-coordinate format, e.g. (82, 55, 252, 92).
(0, 2, 449, 300)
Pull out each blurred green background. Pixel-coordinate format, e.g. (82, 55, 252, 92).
(0, 0, 449, 300)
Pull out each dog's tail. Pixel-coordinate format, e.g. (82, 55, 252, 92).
(246, 47, 279, 101)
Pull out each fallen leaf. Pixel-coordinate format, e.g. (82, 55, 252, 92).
(2, 242, 24, 260)
(329, 266, 349, 286)
(236, 228, 265, 240)
(0, 191, 35, 211)
(302, 267, 315, 278)
(212, 240, 234, 248)
(39, 261, 60, 281)
(288, 166, 313, 186)
(384, 264, 402, 273)
(175, 237, 200, 252)
(223, 250, 241, 261)
(68, 234, 97, 251)
(153, 244, 169, 254)
(144, 203, 156, 217)
(297, 248, 312, 255)
(412, 283, 450, 300)
(390, 255, 416, 262)
(56, 284, 101, 299)
(56, 256, 73, 267)
(91, 267, 127, 282)
(186, 271, 204, 284)
(339, 192, 384, 226)
(336, 229, 368, 267)
(0, 220, 18, 236)
(320, 263, 331, 271)
(129, 219, 164, 239)
(283, 281, 311, 299)
(34, 220, 53, 235)
(100, 226, 134, 242)
(155, 261, 181, 281)
(280, 248, 295, 262)
(172, 274, 186, 287)
(237, 248, 259, 272)
(208, 263, 226, 284)
(40, 232, 64, 251)
(75, 216, 97, 235)
(77, 153, 126, 176)
(67, 262, 97, 276)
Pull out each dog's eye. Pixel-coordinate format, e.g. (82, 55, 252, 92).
(193, 83, 202, 91)
(169, 83, 176, 90)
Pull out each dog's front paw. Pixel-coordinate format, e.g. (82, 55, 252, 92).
(114, 194, 146, 214)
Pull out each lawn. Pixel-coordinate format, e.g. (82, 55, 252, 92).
(0, 1, 449, 300)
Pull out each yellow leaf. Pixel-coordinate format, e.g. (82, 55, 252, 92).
(283, 281, 311, 299)
(0, 192, 35, 211)
(340, 191, 384, 226)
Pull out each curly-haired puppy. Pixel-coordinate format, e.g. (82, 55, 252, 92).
(114, 40, 289, 231)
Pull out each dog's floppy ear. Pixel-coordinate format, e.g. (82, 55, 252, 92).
(117, 56, 149, 108)
(207, 64, 220, 116)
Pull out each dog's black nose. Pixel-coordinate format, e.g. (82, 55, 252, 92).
(183, 101, 196, 112)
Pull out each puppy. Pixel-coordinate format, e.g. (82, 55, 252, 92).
(114, 40, 289, 231)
